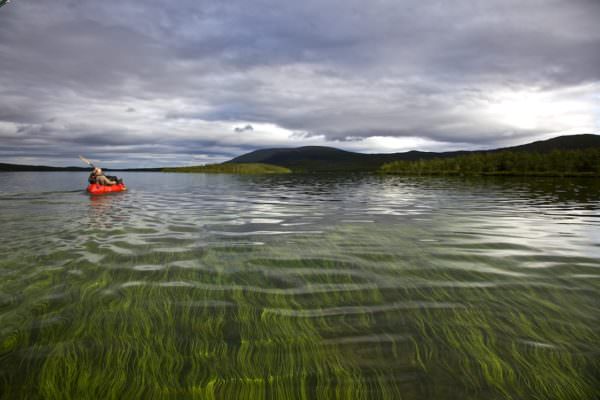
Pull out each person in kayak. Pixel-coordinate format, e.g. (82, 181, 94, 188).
(89, 167, 123, 186)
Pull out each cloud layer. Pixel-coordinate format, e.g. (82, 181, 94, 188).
(0, 0, 599, 167)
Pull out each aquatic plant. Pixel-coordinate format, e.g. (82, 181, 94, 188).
(0, 175, 598, 399)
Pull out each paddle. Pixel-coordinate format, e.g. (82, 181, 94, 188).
(79, 155, 96, 169)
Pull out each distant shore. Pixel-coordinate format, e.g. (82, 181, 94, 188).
(2, 134, 599, 176)
(162, 163, 291, 174)
(0, 163, 162, 173)
(379, 149, 600, 177)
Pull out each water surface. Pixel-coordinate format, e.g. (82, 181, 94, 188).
(0, 172, 598, 399)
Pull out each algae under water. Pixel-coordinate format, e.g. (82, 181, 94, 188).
(0, 172, 598, 399)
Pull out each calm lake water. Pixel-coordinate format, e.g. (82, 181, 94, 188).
(0, 172, 599, 399)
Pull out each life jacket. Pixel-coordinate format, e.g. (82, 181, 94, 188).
(88, 172, 98, 184)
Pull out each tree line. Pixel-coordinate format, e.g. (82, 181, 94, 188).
(380, 149, 600, 177)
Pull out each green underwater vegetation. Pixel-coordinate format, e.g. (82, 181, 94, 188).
(0, 173, 598, 399)
(1, 221, 598, 399)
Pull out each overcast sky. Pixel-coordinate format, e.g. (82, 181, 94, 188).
(1, 0, 599, 167)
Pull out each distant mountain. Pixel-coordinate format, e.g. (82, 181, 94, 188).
(497, 134, 600, 153)
(228, 146, 467, 172)
(227, 134, 600, 172)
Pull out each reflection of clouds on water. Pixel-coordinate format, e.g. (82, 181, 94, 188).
(75, 173, 600, 262)
(2, 171, 599, 272)
(526, 214, 599, 258)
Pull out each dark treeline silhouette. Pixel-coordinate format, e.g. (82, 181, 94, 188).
(163, 163, 291, 174)
(380, 149, 600, 177)
(0, 163, 161, 172)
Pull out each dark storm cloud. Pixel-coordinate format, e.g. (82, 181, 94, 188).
(0, 0, 598, 167)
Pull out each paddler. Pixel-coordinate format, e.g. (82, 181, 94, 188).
(89, 167, 123, 186)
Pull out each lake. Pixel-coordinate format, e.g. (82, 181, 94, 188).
(0, 172, 598, 399)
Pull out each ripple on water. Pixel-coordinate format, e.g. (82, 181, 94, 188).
(263, 301, 465, 318)
(132, 264, 165, 272)
(322, 333, 412, 346)
(0, 173, 599, 399)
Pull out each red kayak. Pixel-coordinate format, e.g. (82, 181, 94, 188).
(86, 183, 127, 195)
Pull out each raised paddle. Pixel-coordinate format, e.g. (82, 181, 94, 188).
(80, 156, 127, 191)
(79, 155, 96, 169)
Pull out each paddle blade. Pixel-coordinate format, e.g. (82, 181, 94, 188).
(79, 156, 94, 167)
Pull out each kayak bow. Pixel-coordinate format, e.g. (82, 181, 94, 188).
(86, 183, 127, 195)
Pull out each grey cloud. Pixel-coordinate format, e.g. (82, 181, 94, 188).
(234, 124, 253, 133)
(0, 0, 599, 167)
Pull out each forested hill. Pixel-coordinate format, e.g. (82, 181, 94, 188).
(380, 148, 600, 177)
(495, 134, 600, 153)
(227, 134, 600, 172)
(227, 146, 467, 172)
(380, 134, 600, 176)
